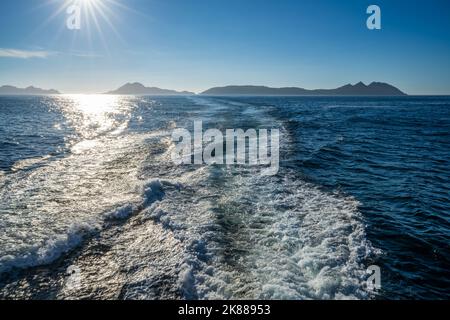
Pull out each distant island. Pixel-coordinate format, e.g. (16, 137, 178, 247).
(201, 82, 407, 96)
(0, 81, 407, 96)
(0, 85, 59, 95)
(106, 82, 195, 95)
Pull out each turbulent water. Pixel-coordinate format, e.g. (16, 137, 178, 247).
(0, 95, 448, 300)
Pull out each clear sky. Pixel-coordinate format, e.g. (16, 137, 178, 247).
(0, 0, 450, 94)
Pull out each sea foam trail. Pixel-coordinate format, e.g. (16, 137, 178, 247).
(140, 162, 378, 299)
(54, 97, 376, 299)
(1, 96, 378, 299)
(11, 155, 52, 172)
(138, 97, 377, 299)
(0, 179, 168, 275)
(0, 127, 167, 276)
(0, 221, 96, 275)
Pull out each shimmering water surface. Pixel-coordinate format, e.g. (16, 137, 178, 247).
(0, 95, 449, 299)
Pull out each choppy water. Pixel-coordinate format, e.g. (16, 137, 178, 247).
(0, 95, 448, 300)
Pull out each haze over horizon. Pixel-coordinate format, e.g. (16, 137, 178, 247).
(1, 0, 450, 94)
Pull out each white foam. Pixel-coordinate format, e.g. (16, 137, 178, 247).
(0, 221, 97, 274)
(0, 179, 171, 275)
(103, 203, 136, 220)
(0, 131, 159, 276)
(0, 96, 381, 299)
(142, 167, 379, 300)
(11, 155, 51, 172)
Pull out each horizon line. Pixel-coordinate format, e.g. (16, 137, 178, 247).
(1, 82, 450, 96)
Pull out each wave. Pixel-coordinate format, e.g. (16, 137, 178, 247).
(139, 166, 379, 300)
(0, 179, 168, 276)
(11, 155, 52, 172)
(0, 221, 96, 275)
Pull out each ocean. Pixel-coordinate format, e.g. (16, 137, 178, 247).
(0, 95, 449, 299)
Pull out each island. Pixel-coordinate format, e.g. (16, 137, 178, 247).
(0, 85, 60, 95)
(201, 82, 407, 96)
(106, 82, 195, 95)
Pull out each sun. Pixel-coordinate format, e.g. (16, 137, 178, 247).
(77, 0, 105, 8)
(70, 0, 114, 28)
(36, 0, 129, 52)
(71, 0, 126, 45)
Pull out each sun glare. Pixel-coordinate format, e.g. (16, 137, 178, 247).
(67, 94, 121, 114)
(59, 94, 127, 145)
(36, 0, 128, 53)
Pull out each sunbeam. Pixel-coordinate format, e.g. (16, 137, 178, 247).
(31, 0, 127, 54)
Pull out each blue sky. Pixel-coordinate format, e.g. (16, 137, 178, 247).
(0, 0, 450, 94)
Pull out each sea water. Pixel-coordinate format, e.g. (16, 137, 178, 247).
(0, 95, 448, 299)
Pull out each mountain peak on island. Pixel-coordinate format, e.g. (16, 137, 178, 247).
(0, 85, 60, 95)
(333, 82, 406, 95)
(201, 82, 407, 96)
(106, 82, 195, 95)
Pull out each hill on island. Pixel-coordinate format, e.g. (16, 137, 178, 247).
(106, 82, 195, 95)
(201, 82, 407, 96)
(0, 85, 60, 95)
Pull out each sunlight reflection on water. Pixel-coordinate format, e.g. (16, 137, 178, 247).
(55, 94, 133, 142)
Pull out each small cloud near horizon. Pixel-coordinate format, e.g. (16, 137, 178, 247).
(0, 48, 104, 60)
(0, 48, 54, 59)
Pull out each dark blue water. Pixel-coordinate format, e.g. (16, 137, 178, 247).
(0, 96, 70, 172)
(0, 95, 449, 299)
(233, 96, 450, 299)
